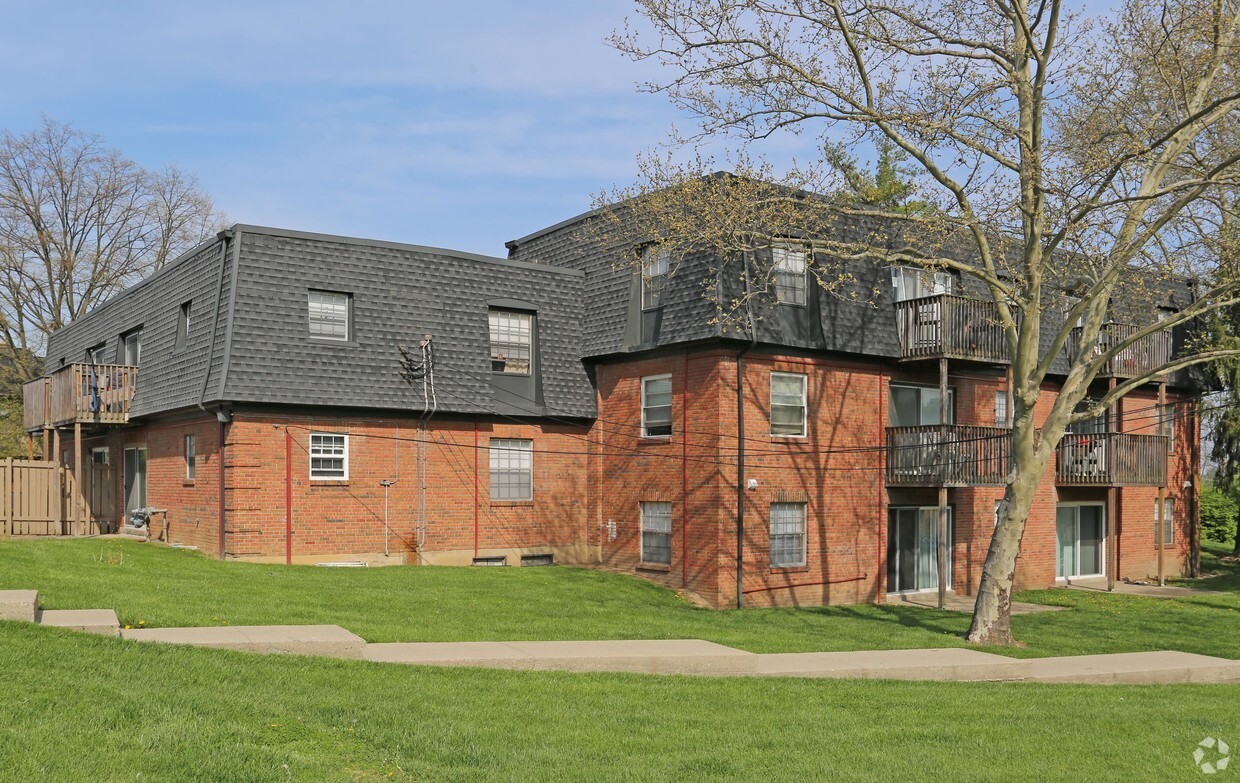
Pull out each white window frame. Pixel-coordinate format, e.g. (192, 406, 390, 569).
(91, 447, 110, 466)
(489, 438, 533, 501)
(641, 246, 671, 310)
(1155, 497, 1175, 546)
(185, 434, 196, 481)
(489, 310, 533, 375)
(120, 329, 142, 365)
(640, 501, 673, 564)
(309, 433, 348, 480)
(308, 290, 351, 341)
(641, 374, 673, 438)
(772, 243, 808, 306)
(770, 372, 807, 437)
(994, 390, 1008, 428)
(770, 502, 807, 568)
(892, 266, 952, 302)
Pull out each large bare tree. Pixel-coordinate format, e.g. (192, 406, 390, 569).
(0, 118, 223, 385)
(602, 0, 1240, 643)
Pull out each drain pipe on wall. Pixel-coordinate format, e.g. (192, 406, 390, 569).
(197, 230, 233, 560)
(735, 253, 759, 609)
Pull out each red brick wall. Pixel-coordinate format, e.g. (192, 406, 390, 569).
(63, 350, 1196, 606)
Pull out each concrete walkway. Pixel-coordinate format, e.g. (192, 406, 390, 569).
(5, 588, 1238, 685)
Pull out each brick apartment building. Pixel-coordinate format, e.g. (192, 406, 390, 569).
(23, 206, 1198, 609)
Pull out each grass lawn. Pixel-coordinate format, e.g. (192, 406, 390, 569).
(0, 537, 1237, 659)
(0, 622, 1235, 782)
(0, 539, 1237, 781)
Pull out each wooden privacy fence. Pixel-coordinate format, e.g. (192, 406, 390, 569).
(0, 459, 100, 537)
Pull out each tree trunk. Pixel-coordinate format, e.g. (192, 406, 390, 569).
(966, 440, 1050, 646)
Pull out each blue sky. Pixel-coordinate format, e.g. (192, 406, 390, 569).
(0, 1, 696, 256)
(0, 1, 1118, 258)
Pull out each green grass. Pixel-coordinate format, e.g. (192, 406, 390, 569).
(0, 537, 1238, 659)
(0, 621, 1235, 782)
(1, 539, 1238, 781)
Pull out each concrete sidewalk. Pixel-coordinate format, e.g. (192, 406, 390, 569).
(6, 588, 1239, 684)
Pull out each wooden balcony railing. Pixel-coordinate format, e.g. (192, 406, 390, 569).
(1055, 432, 1167, 487)
(885, 424, 1011, 487)
(22, 364, 138, 431)
(895, 294, 1013, 364)
(1066, 323, 1171, 379)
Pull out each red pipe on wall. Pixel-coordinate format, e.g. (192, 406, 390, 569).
(285, 428, 293, 565)
(682, 350, 689, 589)
(473, 421, 480, 558)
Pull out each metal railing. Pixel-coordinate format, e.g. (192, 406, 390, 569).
(1066, 323, 1171, 379)
(22, 364, 138, 431)
(885, 424, 1011, 487)
(894, 294, 1013, 363)
(1055, 432, 1167, 487)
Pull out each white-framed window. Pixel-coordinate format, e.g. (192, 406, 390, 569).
(1155, 497, 1175, 546)
(309, 433, 348, 480)
(185, 434, 196, 481)
(640, 501, 672, 564)
(119, 328, 142, 365)
(770, 502, 807, 568)
(641, 374, 673, 437)
(91, 447, 109, 466)
(1159, 403, 1175, 453)
(770, 372, 807, 437)
(772, 243, 808, 305)
(641, 246, 671, 309)
(85, 343, 107, 364)
(892, 266, 952, 301)
(490, 438, 533, 501)
(994, 390, 1008, 428)
(489, 310, 533, 375)
(176, 301, 191, 352)
(889, 383, 955, 427)
(308, 290, 351, 341)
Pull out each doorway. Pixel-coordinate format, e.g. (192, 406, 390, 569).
(123, 446, 147, 522)
(1056, 503, 1105, 579)
(887, 506, 953, 593)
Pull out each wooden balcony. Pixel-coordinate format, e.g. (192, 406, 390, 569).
(895, 294, 1013, 364)
(23, 364, 138, 432)
(885, 425, 1011, 487)
(1055, 432, 1167, 487)
(1066, 323, 1171, 379)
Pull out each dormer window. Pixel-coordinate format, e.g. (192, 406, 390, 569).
(119, 329, 141, 366)
(489, 309, 533, 375)
(308, 290, 351, 341)
(772, 243, 808, 305)
(641, 246, 671, 309)
(85, 343, 106, 364)
(892, 266, 952, 301)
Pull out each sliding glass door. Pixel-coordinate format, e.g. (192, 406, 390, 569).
(1056, 503, 1105, 578)
(887, 506, 953, 593)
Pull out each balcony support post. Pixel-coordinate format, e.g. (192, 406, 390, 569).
(1157, 381, 1167, 586)
(51, 428, 61, 535)
(938, 357, 949, 609)
(73, 422, 83, 536)
(1107, 377, 1117, 592)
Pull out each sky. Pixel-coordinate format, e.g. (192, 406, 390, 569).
(0, 1, 1119, 259)
(0, 1, 700, 257)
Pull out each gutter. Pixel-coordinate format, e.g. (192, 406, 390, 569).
(197, 230, 235, 559)
(735, 252, 759, 609)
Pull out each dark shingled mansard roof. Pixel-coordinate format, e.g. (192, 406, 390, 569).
(45, 225, 596, 421)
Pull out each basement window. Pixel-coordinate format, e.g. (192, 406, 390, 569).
(521, 553, 555, 567)
(472, 556, 508, 567)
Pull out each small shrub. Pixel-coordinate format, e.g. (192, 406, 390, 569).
(1201, 484, 1238, 545)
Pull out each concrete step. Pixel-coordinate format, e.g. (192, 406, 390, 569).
(37, 609, 120, 637)
(0, 590, 39, 622)
(754, 647, 1032, 681)
(121, 624, 366, 659)
(363, 639, 759, 675)
(1028, 651, 1240, 684)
